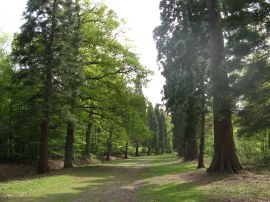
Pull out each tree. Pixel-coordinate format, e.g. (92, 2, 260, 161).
(146, 102, 158, 155)
(206, 0, 242, 173)
(154, 0, 208, 161)
(12, 0, 65, 173)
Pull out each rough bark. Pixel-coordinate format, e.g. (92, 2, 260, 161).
(207, 0, 242, 173)
(64, 122, 74, 168)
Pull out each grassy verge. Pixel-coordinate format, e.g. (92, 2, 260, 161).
(0, 154, 269, 202)
(135, 154, 270, 202)
(0, 166, 117, 201)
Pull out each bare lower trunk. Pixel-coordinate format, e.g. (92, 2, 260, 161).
(84, 122, 93, 158)
(207, 116, 242, 173)
(38, 70, 52, 174)
(64, 122, 74, 168)
(198, 79, 205, 169)
(9, 96, 13, 163)
(38, 119, 50, 173)
(177, 147, 182, 157)
(106, 128, 113, 161)
(184, 140, 197, 161)
(155, 147, 158, 155)
(147, 146, 151, 156)
(207, 0, 242, 173)
(125, 141, 128, 159)
(135, 143, 139, 157)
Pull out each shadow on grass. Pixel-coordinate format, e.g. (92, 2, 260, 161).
(0, 163, 142, 202)
(138, 181, 207, 202)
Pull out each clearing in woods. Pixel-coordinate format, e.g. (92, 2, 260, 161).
(0, 154, 270, 202)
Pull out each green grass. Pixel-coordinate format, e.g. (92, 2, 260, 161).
(139, 182, 205, 202)
(135, 155, 206, 202)
(0, 167, 116, 201)
(1, 154, 269, 202)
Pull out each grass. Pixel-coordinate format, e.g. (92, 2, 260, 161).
(135, 155, 207, 202)
(0, 154, 269, 202)
(0, 166, 117, 201)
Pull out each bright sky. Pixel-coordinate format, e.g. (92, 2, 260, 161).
(0, 0, 165, 105)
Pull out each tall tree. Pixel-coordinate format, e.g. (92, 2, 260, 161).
(206, 0, 242, 173)
(154, 0, 208, 161)
(12, 0, 62, 173)
(146, 102, 158, 155)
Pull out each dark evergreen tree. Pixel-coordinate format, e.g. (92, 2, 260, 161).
(154, 0, 209, 161)
(146, 102, 158, 155)
(12, 0, 64, 173)
(206, 0, 242, 173)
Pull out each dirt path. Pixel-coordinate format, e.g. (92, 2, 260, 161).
(72, 160, 148, 202)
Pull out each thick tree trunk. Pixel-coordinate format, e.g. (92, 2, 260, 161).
(38, 70, 52, 174)
(64, 122, 74, 168)
(135, 143, 139, 157)
(125, 140, 128, 159)
(38, 119, 50, 173)
(184, 140, 198, 161)
(84, 121, 93, 158)
(198, 79, 205, 169)
(106, 128, 113, 161)
(207, 0, 242, 173)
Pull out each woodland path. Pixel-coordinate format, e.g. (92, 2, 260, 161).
(1, 154, 270, 202)
(72, 158, 149, 202)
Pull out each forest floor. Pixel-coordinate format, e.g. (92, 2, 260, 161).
(0, 154, 270, 202)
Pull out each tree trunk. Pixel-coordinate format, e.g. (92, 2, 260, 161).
(147, 146, 151, 156)
(177, 147, 181, 157)
(64, 122, 74, 168)
(184, 140, 198, 161)
(155, 147, 158, 155)
(84, 120, 93, 158)
(38, 119, 50, 173)
(37, 72, 52, 174)
(183, 96, 198, 161)
(207, 0, 242, 173)
(106, 128, 113, 161)
(125, 140, 128, 159)
(8, 96, 13, 163)
(135, 143, 139, 157)
(198, 78, 205, 169)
